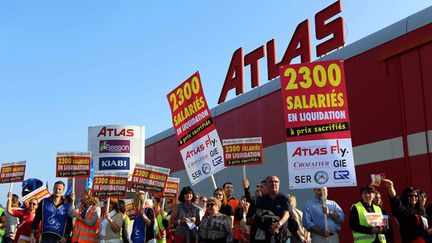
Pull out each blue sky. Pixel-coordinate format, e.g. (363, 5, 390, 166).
(0, 0, 430, 205)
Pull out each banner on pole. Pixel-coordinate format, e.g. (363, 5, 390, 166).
(130, 164, 170, 194)
(280, 60, 357, 189)
(0, 161, 26, 184)
(56, 152, 92, 178)
(92, 171, 129, 198)
(222, 137, 263, 166)
(167, 72, 225, 185)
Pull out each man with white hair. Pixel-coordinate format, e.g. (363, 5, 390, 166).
(303, 187, 345, 243)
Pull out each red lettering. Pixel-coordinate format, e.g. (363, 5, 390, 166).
(244, 45, 265, 88)
(315, 0, 345, 56)
(218, 48, 244, 104)
(266, 39, 278, 81)
(97, 127, 135, 137)
(97, 127, 106, 137)
(126, 129, 134, 137)
(217, 1, 344, 104)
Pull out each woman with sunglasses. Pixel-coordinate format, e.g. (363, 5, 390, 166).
(6, 191, 38, 243)
(382, 179, 432, 242)
(198, 197, 232, 243)
(213, 188, 234, 226)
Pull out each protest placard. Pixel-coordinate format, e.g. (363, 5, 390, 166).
(0, 161, 26, 184)
(92, 171, 129, 198)
(222, 137, 263, 166)
(130, 164, 170, 194)
(280, 60, 357, 189)
(56, 152, 91, 178)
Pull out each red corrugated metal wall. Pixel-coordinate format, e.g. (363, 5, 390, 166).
(145, 23, 432, 242)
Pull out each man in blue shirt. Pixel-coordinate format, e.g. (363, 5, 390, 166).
(303, 187, 344, 243)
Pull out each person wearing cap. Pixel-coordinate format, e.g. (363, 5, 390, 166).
(349, 185, 387, 243)
(303, 187, 344, 243)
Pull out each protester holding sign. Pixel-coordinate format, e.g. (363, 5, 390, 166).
(70, 189, 101, 243)
(373, 190, 394, 243)
(303, 187, 344, 243)
(131, 192, 155, 243)
(30, 181, 73, 243)
(6, 192, 37, 243)
(153, 197, 168, 243)
(170, 187, 200, 243)
(382, 179, 431, 243)
(349, 185, 387, 242)
(99, 198, 123, 243)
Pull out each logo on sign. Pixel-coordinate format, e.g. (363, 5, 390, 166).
(99, 157, 130, 170)
(212, 156, 223, 166)
(334, 170, 350, 180)
(314, 170, 329, 184)
(202, 163, 211, 175)
(99, 140, 130, 153)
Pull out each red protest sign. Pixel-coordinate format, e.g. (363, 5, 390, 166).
(92, 172, 128, 198)
(163, 177, 180, 199)
(222, 137, 263, 166)
(0, 161, 26, 183)
(56, 152, 92, 178)
(280, 60, 350, 141)
(167, 71, 216, 149)
(130, 164, 170, 194)
(22, 185, 51, 207)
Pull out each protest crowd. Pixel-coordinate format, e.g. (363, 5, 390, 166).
(1, 175, 432, 243)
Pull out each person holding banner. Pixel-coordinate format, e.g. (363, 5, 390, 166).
(30, 181, 73, 243)
(247, 175, 290, 243)
(131, 193, 155, 243)
(382, 179, 431, 243)
(170, 187, 200, 243)
(373, 190, 394, 243)
(3, 194, 20, 243)
(303, 187, 344, 243)
(349, 185, 387, 243)
(6, 192, 37, 243)
(153, 198, 168, 243)
(70, 189, 101, 243)
(99, 198, 123, 243)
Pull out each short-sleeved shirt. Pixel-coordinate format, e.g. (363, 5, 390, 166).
(255, 193, 290, 218)
(11, 209, 35, 243)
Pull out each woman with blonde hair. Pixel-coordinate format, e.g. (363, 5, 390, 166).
(6, 192, 38, 243)
(70, 189, 101, 243)
(99, 198, 124, 243)
(213, 188, 234, 225)
(288, 194, 310, 243)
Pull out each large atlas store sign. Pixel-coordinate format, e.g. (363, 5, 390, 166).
(218, 0, 345, 104)
(89, 125, 145, 178)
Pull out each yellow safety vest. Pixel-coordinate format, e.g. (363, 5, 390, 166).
(352, 202, 386, 243)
